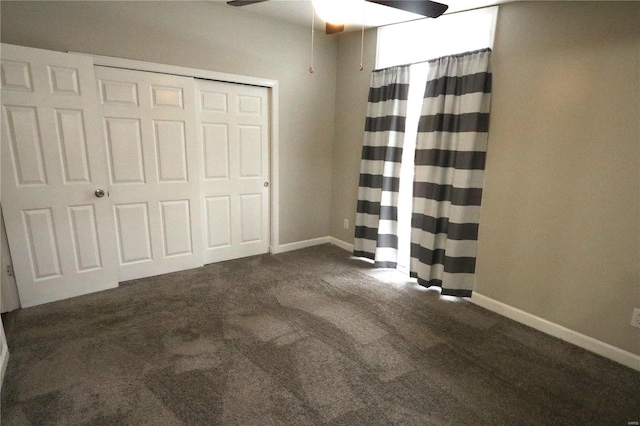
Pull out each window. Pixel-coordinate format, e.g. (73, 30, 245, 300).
(376, 7, 499, 272)
(376, 7, 499, 69)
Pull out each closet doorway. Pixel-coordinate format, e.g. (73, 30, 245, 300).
(1, 44, 278, 307)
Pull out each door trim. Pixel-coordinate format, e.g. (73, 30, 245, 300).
(70, 52, 281, 253)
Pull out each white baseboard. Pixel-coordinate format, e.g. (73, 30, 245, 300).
(271, 236, 332, 254)
(271, 237, 353, 254)
(272, 236, 354, 255)
(471, 292, 640, 372)
(327, 237, 354, 253)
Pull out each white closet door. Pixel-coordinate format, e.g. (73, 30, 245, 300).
(0, 44, 118, 307)
(196, 80, 270, 264)
(94, 67, 202, 281)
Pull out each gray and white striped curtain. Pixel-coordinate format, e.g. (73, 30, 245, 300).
(410, 49, 492, 297)
(354, 65, 410, 268)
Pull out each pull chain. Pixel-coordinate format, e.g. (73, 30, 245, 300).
(309, 8, 315, 73)
(359, 5, 365, 71)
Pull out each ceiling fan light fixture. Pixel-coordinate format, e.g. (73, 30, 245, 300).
(312, 0, 364, 25)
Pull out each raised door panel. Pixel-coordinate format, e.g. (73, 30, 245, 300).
(238, 125, 262, 178)
(237, 95, 262, 116)
(1, 60, 33, 91)
(100, 80, 138, 106)
(202, 123, 229, 180)
(22, 208, 61, 280)
(48, 66, 81, 95)
(114, 203, 153, 265)
(205, 196, 231, 249)
(154, 120, 188, 182)
(104, 117, 145, 184)
(152, 86, 184, 109)
(3, 105, 47, 186)
(240, 194, 262, 244)
(68, 205, 102, 272)
(200, 91, 227, 113)
(160, 200, 192, 257)
(55, 109, 91, 183)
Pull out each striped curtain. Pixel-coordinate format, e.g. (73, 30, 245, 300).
(410, 49, 492, 297)
(354, 65, 410, 268)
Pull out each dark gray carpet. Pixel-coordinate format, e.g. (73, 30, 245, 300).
(1, 244, 638, 425)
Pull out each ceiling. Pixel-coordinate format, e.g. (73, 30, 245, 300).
(209, 0, 512, 32)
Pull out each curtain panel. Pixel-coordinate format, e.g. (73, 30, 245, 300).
(353, 65, 410, 268)
(410, 49, 492, 297)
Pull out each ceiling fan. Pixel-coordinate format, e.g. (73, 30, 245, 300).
(227, 0, 449, 35)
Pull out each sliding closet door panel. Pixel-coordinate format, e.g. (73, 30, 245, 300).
(95, 66, 202, 281)
(197, 80, 270, 264)
(0, 44, 117, 307)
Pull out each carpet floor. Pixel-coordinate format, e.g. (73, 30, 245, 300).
(1, 244, 638, 425)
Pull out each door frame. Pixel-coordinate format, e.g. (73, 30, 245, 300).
(73, 53, 281, 254)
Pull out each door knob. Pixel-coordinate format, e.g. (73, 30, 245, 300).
(95, 189, 106, 198)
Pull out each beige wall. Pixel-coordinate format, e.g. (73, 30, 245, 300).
(330, 29, 377, 242)
(477, 1, 640, 355)
(0, 0, 337, 245)
(331, 2, 640, 356)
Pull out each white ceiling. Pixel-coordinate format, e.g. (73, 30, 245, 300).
(209, 0, 512, 32)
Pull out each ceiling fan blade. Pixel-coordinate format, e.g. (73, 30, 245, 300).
(326, 22, 345, 35)
(227, 0, 269, 6)
(365, 0, 448, 18)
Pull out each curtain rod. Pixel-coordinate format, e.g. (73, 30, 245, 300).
(373, 48, 492, 73)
